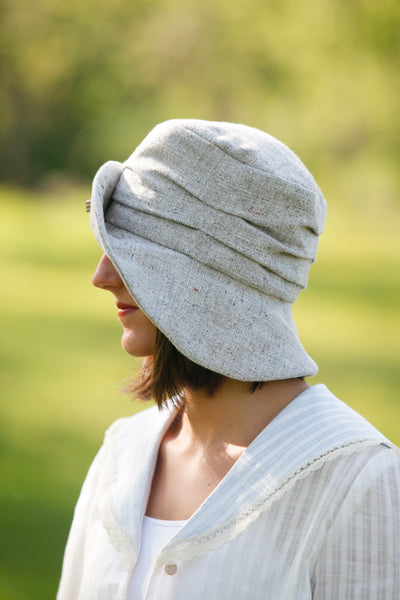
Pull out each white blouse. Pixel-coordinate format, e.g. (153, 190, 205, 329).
(128, 517, 186, 599)
(57, 385, 400, 599)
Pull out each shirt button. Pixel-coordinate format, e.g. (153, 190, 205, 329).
(164, 564, 177, 576)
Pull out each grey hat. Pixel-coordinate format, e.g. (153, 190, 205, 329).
(90, 119, 327, 381)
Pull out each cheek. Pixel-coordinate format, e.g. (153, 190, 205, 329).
(120, 312, 157, 357)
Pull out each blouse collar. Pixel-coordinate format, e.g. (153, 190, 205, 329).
(106, 384, 390, 569)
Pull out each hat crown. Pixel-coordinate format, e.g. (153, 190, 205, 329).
(141, 119, 319, 195)
(116, 119, 326, 301)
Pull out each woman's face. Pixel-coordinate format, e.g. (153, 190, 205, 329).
(92, 254, 157, 357)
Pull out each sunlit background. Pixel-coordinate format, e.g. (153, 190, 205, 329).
(1, 0, 399, 597)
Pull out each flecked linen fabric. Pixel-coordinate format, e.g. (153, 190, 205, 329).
(57, 385, 400, 599)
(90, 119, 327, 381)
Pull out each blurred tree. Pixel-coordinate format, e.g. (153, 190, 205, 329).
(0, 0, 399, 190)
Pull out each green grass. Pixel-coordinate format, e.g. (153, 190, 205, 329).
(1, 183, 399, 598)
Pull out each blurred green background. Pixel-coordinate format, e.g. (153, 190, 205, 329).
(1, 0, 399, 597)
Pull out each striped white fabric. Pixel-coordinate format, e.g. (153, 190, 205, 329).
(57, 385, 400, 599)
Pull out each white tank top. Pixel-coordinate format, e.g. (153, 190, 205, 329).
(127, 516, 186, 599)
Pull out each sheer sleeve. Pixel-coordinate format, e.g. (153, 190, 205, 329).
(312, 446, 400, 599)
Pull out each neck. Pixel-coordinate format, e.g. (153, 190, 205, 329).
(177, 378, 309, 451)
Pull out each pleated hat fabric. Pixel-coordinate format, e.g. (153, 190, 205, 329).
(90, 119, 327, 381)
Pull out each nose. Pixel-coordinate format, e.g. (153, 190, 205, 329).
(92, 254, 124, 290)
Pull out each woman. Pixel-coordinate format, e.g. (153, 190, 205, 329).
(57, 120, 400, 599)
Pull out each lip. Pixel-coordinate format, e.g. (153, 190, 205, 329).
(116, 301, 139, 318)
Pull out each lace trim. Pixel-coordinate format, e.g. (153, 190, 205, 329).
(97, 423, 137, 574)
(155, 439, 386, 567)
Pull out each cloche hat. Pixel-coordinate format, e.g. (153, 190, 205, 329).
(89, 119, 327, 381)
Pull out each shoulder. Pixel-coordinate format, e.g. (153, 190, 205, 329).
(260, 383, 399, 511)
(104, 402, 174, 442)
(317, 441, 400, 500)
(295, 384, 400, 511)
(99, 402, 177, 472)
(347, 442, 400, 493)
(105, 403, 160, 437)
(297, 384, 394, 446)
(306, 384, 400, 482)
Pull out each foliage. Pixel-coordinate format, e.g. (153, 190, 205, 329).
(0, 0, 399, 190)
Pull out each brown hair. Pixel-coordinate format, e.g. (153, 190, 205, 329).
(128, 329, 264, 408)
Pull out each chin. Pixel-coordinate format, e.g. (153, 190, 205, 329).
(121, 331, 155, 357)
